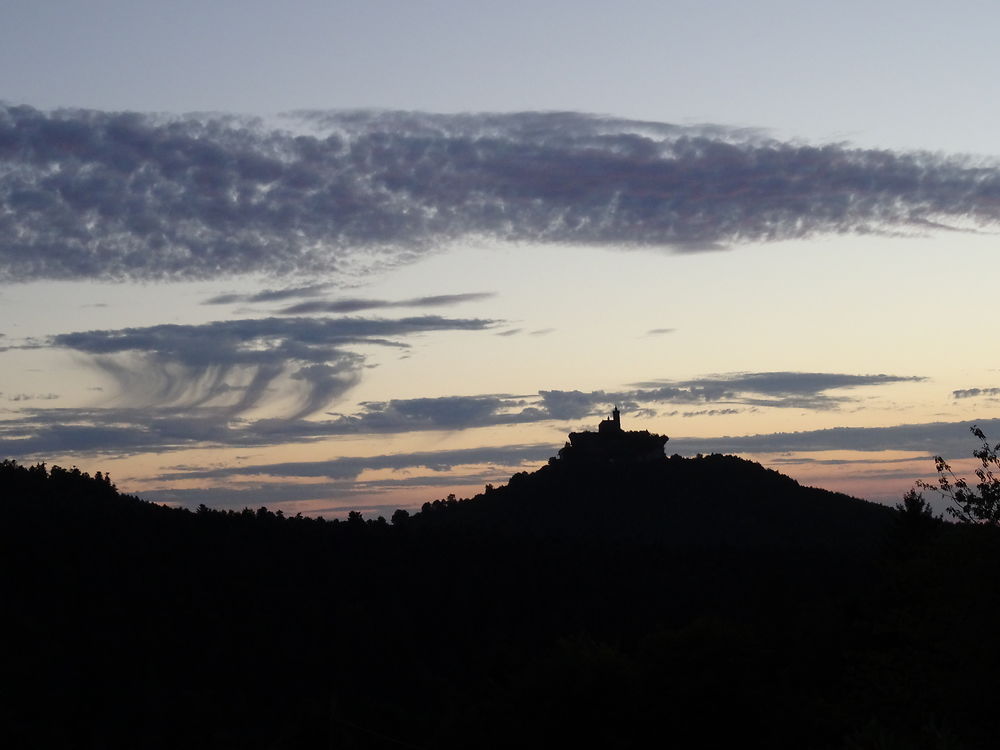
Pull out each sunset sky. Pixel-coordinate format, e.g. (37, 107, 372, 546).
(3, 0, 1000, 517)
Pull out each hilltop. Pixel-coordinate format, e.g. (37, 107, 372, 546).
(424, 450, 892, 548)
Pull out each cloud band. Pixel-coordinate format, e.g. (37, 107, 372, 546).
(3, 106, 1000, 281)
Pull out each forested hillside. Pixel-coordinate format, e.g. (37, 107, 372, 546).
(5, 455, 1000, 749)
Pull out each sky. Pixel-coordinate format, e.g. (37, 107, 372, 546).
(3, 0, 1000, 517)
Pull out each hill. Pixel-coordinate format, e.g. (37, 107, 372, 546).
(424, 450, 893, 549)
(4, 454, 1000, 748)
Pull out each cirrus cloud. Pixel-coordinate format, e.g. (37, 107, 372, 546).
(46, 314, 500, 418)
(0, 370, 922, 459)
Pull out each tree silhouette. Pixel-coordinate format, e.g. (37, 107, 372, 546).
(917, 425, 1000, 524)
(895, 489, 936, 521)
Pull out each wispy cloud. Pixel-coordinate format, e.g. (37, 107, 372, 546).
(156, 443, 553, 481)
(561, 371, 927, 415)
(55, 421, 1000, 514)
(0, 370, 921, 458)
(203, 283, 332, 305)
(277, 292, 495, 315)
(669, 419, 1000, 457)
(47, 315, 499, 418)
(4, 106, 1000, 282)
(678, 408, 741, 417)
(953, 387, 1000, 399)
(140, 444, 553, 512)
(137, 476, 500, 513)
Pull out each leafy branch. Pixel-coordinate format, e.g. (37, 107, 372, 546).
(917, 425, 1000, 525)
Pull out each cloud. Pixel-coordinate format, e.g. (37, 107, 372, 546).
(137, 475, 498, 513)
(0, 410, 178, 455)
(322, 395, 541, 433)
(953, 387, 1000, 399)
(203, 283, 331, 305)
(83, 421, 1000, 513)
(140, 444, 554, 512)
(691, 372, 914, 394)
(48, 314, 499, 417)
(645, 328, 676, 336)
(0, 370, 921, 459)
(277, 292, 494, 315)
(539, 389, 607, 420)
(4, 106, 1000, 281)
(530, 372, 922, 426)
(138, 482, 359, 509)
(681, 408, 741, 417)
(768, 455, 928, 467)
(287, 362, 363, 421)
(669, 419, 1000, 458)
(631, 372, 925, 410)
(156, 443, 553, 481)
(540, 371, 925, 414)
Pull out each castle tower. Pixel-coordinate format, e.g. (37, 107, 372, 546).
(598, 406, 623, 434)
(563, 406, 668, 463)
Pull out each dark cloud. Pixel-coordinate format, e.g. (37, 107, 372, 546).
(4, 106, 1000, 281)
(138, 475, 500, 513)
(277, 292, 494, 315)
(690, 372, 916, 394)
(631, 372, 925, 410)
(237, 371, 920, 440)
(86, 420, 1000, 513)
(48, 314, 498, 417)
(140, 443, 553, 512)
(0, 396, 533, 458)
(953, 387, 1000, 399)
(539, 389, 607, 420)
(156, 443, 552, 481)
(203, 283, 331, 305)
(0, 410, 172, 456)
(681, 408, 741, 417)
(0, 370, 920, 459)
(768, 455, 928, 467)
(533, 372, 924, 416)
(138, 483, 349, 509)
(646, 328, 676, 336)
(287, 362, 362, 421)
(323, 395, 541, 433)
(669, 419, 1000, 458)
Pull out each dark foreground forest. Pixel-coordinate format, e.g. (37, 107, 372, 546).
(5, 451, 1000, 749)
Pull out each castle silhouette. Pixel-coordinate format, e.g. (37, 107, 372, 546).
(558, 406, 669, 463)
